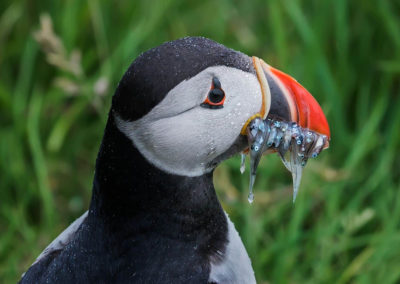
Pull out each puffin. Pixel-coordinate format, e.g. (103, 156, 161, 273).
(20, 37, 330, 283)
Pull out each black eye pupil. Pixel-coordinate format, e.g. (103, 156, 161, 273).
(208, 89, 224, 103)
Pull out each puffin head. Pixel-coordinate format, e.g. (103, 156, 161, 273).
(111, 37, 330, 178)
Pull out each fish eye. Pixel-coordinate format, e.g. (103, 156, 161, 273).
(201, 77, 225, 109)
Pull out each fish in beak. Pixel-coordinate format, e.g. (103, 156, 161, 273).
(242, 57, 331, 203)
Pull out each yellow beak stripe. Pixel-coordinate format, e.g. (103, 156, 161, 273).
(240, 56, 271, 135)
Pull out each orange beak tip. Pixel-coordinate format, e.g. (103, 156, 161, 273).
(269, 65, 331, 142)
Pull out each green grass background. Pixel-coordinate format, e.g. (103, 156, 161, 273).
(1, 0, 400, 283)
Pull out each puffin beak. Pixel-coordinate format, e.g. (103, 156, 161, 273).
(241, 57, 331, 203)
(250, 57, 330, 148)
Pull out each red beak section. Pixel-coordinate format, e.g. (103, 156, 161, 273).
(269, 67, 330, 138)
(259, 60, 331, 148)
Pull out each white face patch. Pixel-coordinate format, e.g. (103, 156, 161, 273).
(116, 66, 262, 177)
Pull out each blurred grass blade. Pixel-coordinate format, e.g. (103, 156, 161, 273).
(27, 89, 54, 227)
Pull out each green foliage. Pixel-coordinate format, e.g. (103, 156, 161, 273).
(1, 0, 400, 282)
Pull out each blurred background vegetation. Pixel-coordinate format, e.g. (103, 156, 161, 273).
(1, 0, 400, 283)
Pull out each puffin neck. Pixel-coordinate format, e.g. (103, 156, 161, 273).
(89, 114, 226, 231)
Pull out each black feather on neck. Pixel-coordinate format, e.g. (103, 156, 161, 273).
(86, 113, 228, 281)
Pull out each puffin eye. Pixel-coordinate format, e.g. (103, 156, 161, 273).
(201, 77, 225, 109)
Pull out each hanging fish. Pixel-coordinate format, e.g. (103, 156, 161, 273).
(243, 117, 329, 203)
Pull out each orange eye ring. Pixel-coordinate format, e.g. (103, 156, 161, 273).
(201, 77, 225, 109)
